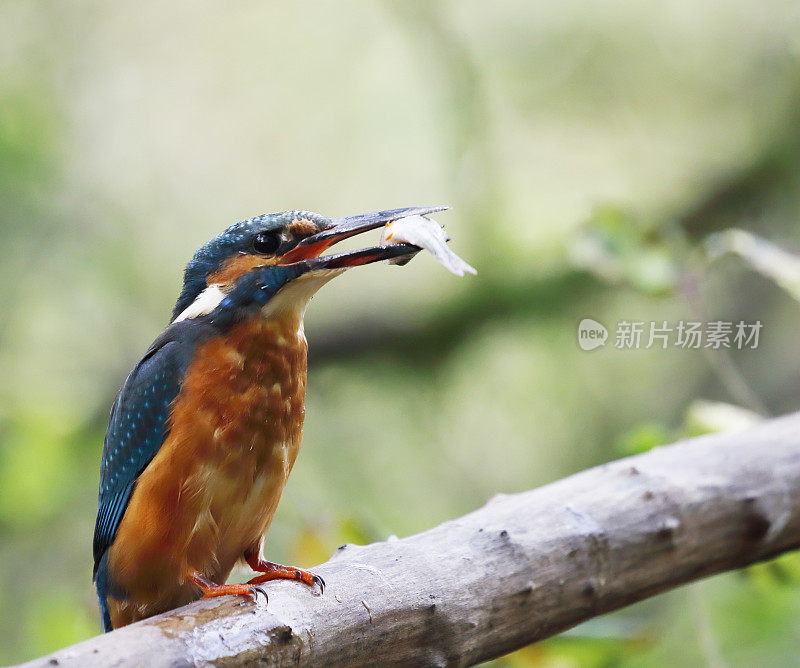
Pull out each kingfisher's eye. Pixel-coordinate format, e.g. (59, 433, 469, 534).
(253, 231, 281, 254)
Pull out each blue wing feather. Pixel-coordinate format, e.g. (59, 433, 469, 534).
(92, 330, 196, 577)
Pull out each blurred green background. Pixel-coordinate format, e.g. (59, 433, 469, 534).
(2, 1, 800, 665)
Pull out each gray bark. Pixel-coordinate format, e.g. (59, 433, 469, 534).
(20, 412, 800, 667)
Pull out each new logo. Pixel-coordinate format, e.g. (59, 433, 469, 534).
(578, 318, 608, 351)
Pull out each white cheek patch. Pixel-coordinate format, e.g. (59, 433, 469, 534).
(173, 284, 228, 323)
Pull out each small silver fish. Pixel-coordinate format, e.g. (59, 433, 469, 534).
(380, 215, 477, 277)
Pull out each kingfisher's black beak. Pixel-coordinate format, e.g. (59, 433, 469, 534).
(279, 205, 449, 269)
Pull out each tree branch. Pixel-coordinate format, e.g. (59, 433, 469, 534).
(21, 413, 800, 667)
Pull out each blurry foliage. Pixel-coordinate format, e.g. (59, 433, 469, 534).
(571, 206, 682, 296)
(0, 89, 58, 197)
(682, 400, 763, 438)
(1, 1, 800, 665)
(615, 422, 670, 457)
(706, 229, 800, 303)
(496, 635, 649, 668)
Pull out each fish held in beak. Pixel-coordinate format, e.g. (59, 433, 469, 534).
(380, 215, 476, 277)
(280, 206, 476, 277)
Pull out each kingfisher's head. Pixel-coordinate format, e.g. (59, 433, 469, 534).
(171, 206, 447, 324)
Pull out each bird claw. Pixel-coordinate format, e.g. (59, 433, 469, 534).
(245, 558, 326, 595)
(252, 585, 268, 603)
(290, 569, 324, 594)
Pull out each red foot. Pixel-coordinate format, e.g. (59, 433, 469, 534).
(245, 552, 325, 593)
(189, 572, 266, 601)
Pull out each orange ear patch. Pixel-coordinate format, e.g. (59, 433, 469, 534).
(286, 218, 320, 237)
(207, 254, 277, 286)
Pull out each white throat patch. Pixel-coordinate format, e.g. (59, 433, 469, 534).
(261, 268, 346, 321)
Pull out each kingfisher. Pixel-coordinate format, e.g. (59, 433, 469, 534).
(93, 205, 447, 631)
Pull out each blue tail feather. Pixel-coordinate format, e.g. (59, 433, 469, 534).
(93, 552, 115, 633)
